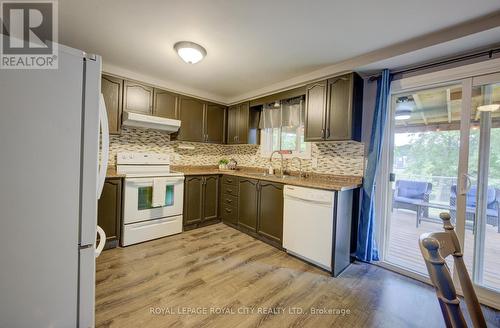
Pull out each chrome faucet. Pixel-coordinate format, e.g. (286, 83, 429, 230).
(290, 156, 306, 178)
(269, 150, 284, 176)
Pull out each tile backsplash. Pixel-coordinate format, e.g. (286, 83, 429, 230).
(109, 127, 365, 176)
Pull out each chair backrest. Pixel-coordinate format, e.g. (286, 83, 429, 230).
(450, 185, 497, 209)
(419, 212, 487, 328)
(396, 179, 432, 199)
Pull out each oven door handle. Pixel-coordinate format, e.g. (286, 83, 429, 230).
(125, 177, 185, 185)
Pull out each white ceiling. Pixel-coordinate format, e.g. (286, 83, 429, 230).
(357, 27, 500, 74)
(59, 0, 500, 104)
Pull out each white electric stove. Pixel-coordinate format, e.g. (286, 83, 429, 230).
(117, 152, 184, 246)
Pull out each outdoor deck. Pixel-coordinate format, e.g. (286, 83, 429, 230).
(386, 209, 500, 291)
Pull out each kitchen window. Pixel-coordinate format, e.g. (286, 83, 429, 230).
(260, 96, 311, 159)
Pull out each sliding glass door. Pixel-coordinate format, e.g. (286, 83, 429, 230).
(463, 73, 500, 294)
(380, 71, 500, 306)
(384, 83, 463, 275)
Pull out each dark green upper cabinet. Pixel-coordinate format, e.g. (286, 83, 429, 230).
(184, 176, 203, 226)
(101, 75, 123, 135)
(305, 81, 327, 141)
(326, 75, 353, 140)
(123, 80, 153, 115)
(227, 101, 258, 144)
(227, 105, 239, 144)
(100, 73, 227, 144)
(177, 97, 227, 144)
(177, 96, 205, 142)
(153, 88, 178, 119)
(257, 181, 283, 245)
(305, 72, 363, 142)
(205, 104, 226, 143)
(238, 178, 259, 231)
(237, 101, 250, 144)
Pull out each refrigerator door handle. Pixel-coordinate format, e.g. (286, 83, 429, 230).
(95, 225, 106, 257)
(97, 93, 109, 199)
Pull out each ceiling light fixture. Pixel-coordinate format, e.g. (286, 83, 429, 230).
(395, 97, 414, 120)
(174, 41, 207, 64)
(477, 104, 500, 112)
(395, 109, 412, 121)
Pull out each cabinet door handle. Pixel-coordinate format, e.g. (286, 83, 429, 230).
(321, 128, 325, 138)
(326, 128, 330, 138)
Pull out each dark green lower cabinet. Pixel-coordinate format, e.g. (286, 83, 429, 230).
(183, 175, 220, 230)
(257, 182, 283, 245)
(97, 178, 122, 250)
(238, 178, 259, 231)
(203, 175, 219, 221)
(221, 194, 238, 226)
(235, 178, 283, 247)
(184, 176, 203, 226)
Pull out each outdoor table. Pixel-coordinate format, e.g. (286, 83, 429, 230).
(414, 201, 452, 228)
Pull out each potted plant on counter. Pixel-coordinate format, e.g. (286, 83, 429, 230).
(218, 159, 229, 170)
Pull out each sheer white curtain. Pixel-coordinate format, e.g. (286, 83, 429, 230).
(259, 96, 304, 129)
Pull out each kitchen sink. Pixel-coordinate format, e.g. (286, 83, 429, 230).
(247, 172, 272, 177)
(248, 172, 271, 177)
(246, 172, 300, 180)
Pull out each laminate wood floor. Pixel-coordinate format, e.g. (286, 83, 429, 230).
(95, 223, 500, 328)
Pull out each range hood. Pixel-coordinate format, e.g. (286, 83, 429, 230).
(122, 111, 181, 133)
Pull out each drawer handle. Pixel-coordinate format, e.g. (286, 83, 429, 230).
(227, 189, 233, 193)
(225, 208, 232, 213)
(226, 199, 232, 203)
(226, 179, 233, 183)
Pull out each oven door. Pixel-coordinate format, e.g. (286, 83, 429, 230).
(123, 176, 184, 224)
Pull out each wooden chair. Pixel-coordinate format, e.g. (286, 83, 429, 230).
(419, 212, 487, 328)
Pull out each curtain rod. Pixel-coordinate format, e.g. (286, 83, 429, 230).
(368, 46, 500, 81)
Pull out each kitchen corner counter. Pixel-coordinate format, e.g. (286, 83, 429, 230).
(106, 167, 125, 178)
(172, 165, 362, 191)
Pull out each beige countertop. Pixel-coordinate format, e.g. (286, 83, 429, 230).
(106, 167, 125, 178)
(107, 165, 362, 191)
(172, 165, 362, 191)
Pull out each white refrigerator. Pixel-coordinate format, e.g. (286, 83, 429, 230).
(0, 42, 109, 327)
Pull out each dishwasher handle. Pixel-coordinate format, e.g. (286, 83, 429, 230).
(284, 194, 333, 207)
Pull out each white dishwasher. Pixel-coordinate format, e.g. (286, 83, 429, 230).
(283, 185, 335, 271)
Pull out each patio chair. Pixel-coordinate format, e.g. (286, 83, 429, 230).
(419, 212, 486, 328)
(450, 186, 500, 233)
(393, 180, 433, 218)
